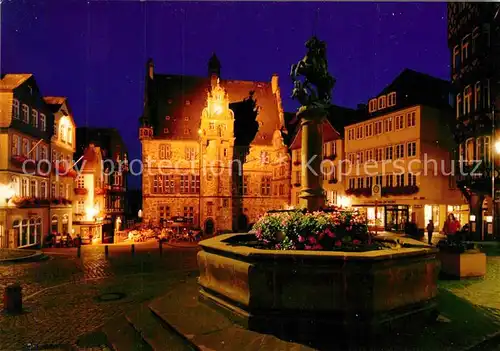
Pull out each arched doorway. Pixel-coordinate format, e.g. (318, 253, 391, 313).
(204, 218, 215, 236)
(237, 214, 249, 232)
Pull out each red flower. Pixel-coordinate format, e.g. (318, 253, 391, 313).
(335, 240, 342, 247)
(353, 239, 361, 245)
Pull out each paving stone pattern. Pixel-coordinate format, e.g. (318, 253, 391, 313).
(0, 244, 198, 350)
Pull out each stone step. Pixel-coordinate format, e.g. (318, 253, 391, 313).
(101, 314, 151, 351)
(148, 279, 314, 351)
(126, 305, 194, 351)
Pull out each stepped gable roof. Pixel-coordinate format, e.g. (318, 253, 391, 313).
(151, 73, 282, 146)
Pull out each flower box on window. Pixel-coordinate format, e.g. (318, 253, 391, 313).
(74, 188, 88, 195)
(293, 161, 301, 166)
(382, 185, 419, 197)
(345, 188, 371, 197)
(328, 178, 338, 184)
(293, 183, 301, 188)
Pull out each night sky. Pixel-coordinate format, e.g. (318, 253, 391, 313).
(2, 1, 449, 189)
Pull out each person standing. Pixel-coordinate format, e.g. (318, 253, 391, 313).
(426, 220, 435, 245)
(442, 213, 460, 242)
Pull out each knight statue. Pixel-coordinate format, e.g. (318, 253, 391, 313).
(290, 36, 336, 110)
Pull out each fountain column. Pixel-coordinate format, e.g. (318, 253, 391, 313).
(299, 107, 325, 211)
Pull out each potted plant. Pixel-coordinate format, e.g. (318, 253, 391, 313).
(437, 235, 486, 278)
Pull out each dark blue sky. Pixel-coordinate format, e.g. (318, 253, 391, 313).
(2, 1, 449, 188)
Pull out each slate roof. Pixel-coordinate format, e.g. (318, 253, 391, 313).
(369, 68, 452, 118)
(147, 73, 283, 146)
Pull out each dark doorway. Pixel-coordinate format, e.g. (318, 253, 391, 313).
(204, 218, 215, 236)
(237, 214, 249, 232)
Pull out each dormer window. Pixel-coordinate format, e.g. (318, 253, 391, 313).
(377, 96, 386, 110)
(184, 116, 190, 121)
(167, 99, 173, 104)
(163, 128, 169, 134)
(368, 99, 377, 113)
(387, 92, 397, 107)
(185, 100, 191, 106)
(165, 115, 171, 121)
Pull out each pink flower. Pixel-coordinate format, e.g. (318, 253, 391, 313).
(335, 240, 342, 247)
(308, 236, 317, 244)
(312, 244, 323, 250)
(353, 239, 361, 245)
(325, 228, 336, 238)
(298, 236, 305, 243)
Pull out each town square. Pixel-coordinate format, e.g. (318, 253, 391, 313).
(1, 1, 500, 350)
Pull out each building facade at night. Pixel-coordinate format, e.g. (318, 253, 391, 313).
(448, 2, 500, 239)
(44, 97, 77, 237)
(139, 56, 290, 234)
(344, 69, 467, 233)
(75, 127, 128, 240)
(289, 106, 359, 208)
(0, 74, 53, 248)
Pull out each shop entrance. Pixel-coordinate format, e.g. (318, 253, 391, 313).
(385, 205, 409, 232)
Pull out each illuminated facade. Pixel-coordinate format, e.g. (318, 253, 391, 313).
(44, 97, 76, 237)
(289, 116, 346, 207)
(0, 74, 53, 248)
(72, 144, 104, 243)
(448, 3, 500, 239)
(344, 69, 467, 233)
(139, 56, 290, 233)
(75, 128, 128, 239)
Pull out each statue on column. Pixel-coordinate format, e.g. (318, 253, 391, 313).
(290, 36, 336, 111)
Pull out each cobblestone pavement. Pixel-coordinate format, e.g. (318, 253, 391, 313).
(0, 243, 199, 350)
(4, 241, 500, 350)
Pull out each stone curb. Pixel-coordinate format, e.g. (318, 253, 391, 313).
(0, 251, 48, 264)
(164, 242, 199, 249)
(464, 329, 500, 350)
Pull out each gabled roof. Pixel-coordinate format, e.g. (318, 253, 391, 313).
(368, 68, 451, 117)
(289, 118, 341, 150)
(43, 96, 67, 113)
(0, 74, 32, 91)
(147, 73, 283, 146)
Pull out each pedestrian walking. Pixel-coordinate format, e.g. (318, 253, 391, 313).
(426, 220, 435, 245)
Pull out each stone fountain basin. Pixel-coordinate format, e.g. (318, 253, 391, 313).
(198, 233, 439, 335)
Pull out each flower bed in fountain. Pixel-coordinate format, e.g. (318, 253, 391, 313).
(197, 207, 440, 339)
(252, 207, 380, 251)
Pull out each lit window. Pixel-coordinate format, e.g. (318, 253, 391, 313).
(40, 114, 46, 131)
(384, 118, 393, 133)
(463, 85, 472, 115)
(456, 93, 462, 118)
(12, 99, 20, 119)
(31, 109, 38, 127)
(407, 142, 417, 157)
(22, 104, 29, 123)
(387, 92, 397, 107)
(378, 96, 387, 110)
(368, 99, 377, 113)
(385, 146, 393, 160)
(462, 35, 470, 63)
(474, 81, 481, 111)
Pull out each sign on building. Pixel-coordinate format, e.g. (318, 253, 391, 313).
(372, 184, 381, 199)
